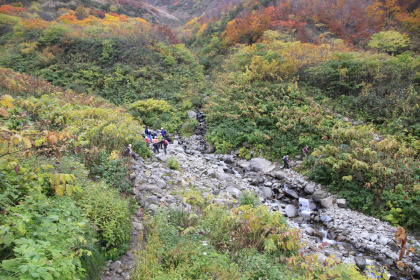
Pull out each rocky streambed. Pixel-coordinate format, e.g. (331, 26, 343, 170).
(101, 134, 420, 280)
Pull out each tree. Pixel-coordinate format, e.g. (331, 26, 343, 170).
(367, 30, 410, 54)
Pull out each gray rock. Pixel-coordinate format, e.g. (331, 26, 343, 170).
(131, 187, 140, 196)
(320, 215, 333, 223)
(270, 171, 287, 180)
(342, 257, 356, 265)
(312, 190, 329, 202)
(315, 252, 327, 262)
(387, 241, 399, 253)
(132, 222, 144, 231)
(227, 186, 241, 198)
(139, 184, 159, 192)
(370, 234, 378, 242)
(122, 272, 130, 280)
(355, 256, 366, 269)
(249, 158, 275, 173)
(414, 265, 420, 277)
(262, 187, 273, 199)
(146, 204, 159, 216)
(156, 180, 167, 189)
(284, 189, 299, 199)
(336, 198, 346, 208)
(187, 110, 197, 119)
(145, 196, 159, 206)
(110, 261, 122, 271)
(379, 236, 389, 245)
(295, 155, 301, 159)
(204, 146, 215, 154)
(320, 197, 334, 209)
(155, 153, 167, 162)
(206, 169, 216, 178)
(215, 172, 234, 182)
(304, 184, 315, 194)
(285, 204, 298, 218)
(360, 231, 370, 239)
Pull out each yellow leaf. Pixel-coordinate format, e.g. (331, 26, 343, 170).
(22, 137, 32, 148)
(66, 184, 73, 196)
(56, 185, 64, 197)
(0, 95, 14, 109)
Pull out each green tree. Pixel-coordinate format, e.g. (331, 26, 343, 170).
(367, 30, 410, 55)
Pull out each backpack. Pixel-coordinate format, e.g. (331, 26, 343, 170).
(163, 140, 169, 146)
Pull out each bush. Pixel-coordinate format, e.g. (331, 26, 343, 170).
(167, 156, 180, 170)
(180, 118, 199, 136)
(74, 185, 132, 259)
(238, 190, 260, 207)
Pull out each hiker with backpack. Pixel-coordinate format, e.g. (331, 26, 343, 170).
(158, 133, 163, 149)
(302, 146, 309, 156)
(162, 138, 169, 154)
(161, 127, 167, 139)
(283, 155, 289, 169)
(145, 126, 152, 142)
(152, 136, 159, 153)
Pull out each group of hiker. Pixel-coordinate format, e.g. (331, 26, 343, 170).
(282, 146, 309, 169)
(144, 126, 169, 154)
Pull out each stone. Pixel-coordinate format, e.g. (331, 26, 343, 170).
(320, 215, 333, 223)
(110, 261, 122, 271)
(206, 169, 216, 178)
(227, 186, 241, 198)
(355, 256, 366, 269)
(320, 197, 334, 209)
(155, 153, 167, 162)
(336, 198, 346, 207)
(145, 196, 159, 206)
(304, 184, 315, 194)
(271, 171, 287, 180)
(146, 204, 159, 216)
(387, 241, 399, 253)
(284, 189, 299, 199)
(139, 184, 159, 192)
(156, 180, 167, 189)
(360, 231, 370, 239)
(379, 236, 389, 245)
(295, 155, 301, 159)
(414, 265, 420, 277)
(312, 190, 329, 202)
(370, 234, 378, 242)
(131, 187, 139, 196)
(311, 229, 324, 239)
(262, 187, 273, 199)
(215, 172, 234, 182)
(132, 222, 143, 231)
(122, 272, 130, 280)
(285, 204, 298, 218)
(342, 257, 356, 265)
(315, 252, 327, 262)
(204, 145, 216, 154)
(187, 110, 197, 119)
(249, 158, 275, 173)
(337, 235, 347, 242)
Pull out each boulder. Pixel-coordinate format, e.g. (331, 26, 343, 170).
(215, 172, 234, 182)
(285, 205, 298, 218)
(206, 169, 216, 178)
(342, 257, 356, 265)
(304, 184, 315, 194)
(284, 189, 299, 199)
(132, 222, 144, 231)
(312, 190, 329, 202)
(379, 236, 389, 245)
(270, 170, 287, 180)
(204, 145, 216, 154)
(320, 215, 333, 223)
(227, 186, 241, 198)
(262, 187, 273, 199)
(145, 196, 159, 207)
(155, 154, 167, 162)
(360, 231, 370, 240)
(146, 204, 158, 216)
(156, 180, 167, 189)
(355, 256, 366, 269)
(336, 198, 346, 208)
(320, 197, 334, 209)
(187, 110, 197, 119)
(249, 158, 275, 173)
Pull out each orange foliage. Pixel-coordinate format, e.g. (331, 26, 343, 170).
(22, 18, 51, 31)
(0, 5, 27, 15)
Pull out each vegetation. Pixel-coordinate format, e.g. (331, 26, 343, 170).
(134, 193, 369, 279)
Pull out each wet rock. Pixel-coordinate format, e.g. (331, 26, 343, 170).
(320, 215, 333, 223)
(249, 158, 275, 173)
(262, 187, 273, 199)
(320, 197, 334, 209)
(285, 204, 298, 218)
(312, 190, 329, 202)
(387, 241, 400, 253)
(327, 232, 337, 240)
(336, 199, 346, 208)
(355, 256, 366, 269)
(284, 189, 299, 199)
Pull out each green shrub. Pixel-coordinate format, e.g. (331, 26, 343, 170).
(180, 118, 199, 136)
(75, 185, 132, 259)
(238, 190, 260, 207)
(132, 139, 152, 158)
(167, 156, 180, 170)
(0, 193, 96, 280)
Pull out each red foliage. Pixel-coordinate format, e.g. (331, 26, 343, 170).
(0, 4, 27, 15)
(156, 25, 180, 44)
(90, 9, 105, 19)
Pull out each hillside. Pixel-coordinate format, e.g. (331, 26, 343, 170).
(1, 0, 420, 279)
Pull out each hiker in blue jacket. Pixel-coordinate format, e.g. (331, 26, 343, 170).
(161, 127, 167, 139)
(283, 155, 290, 169)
